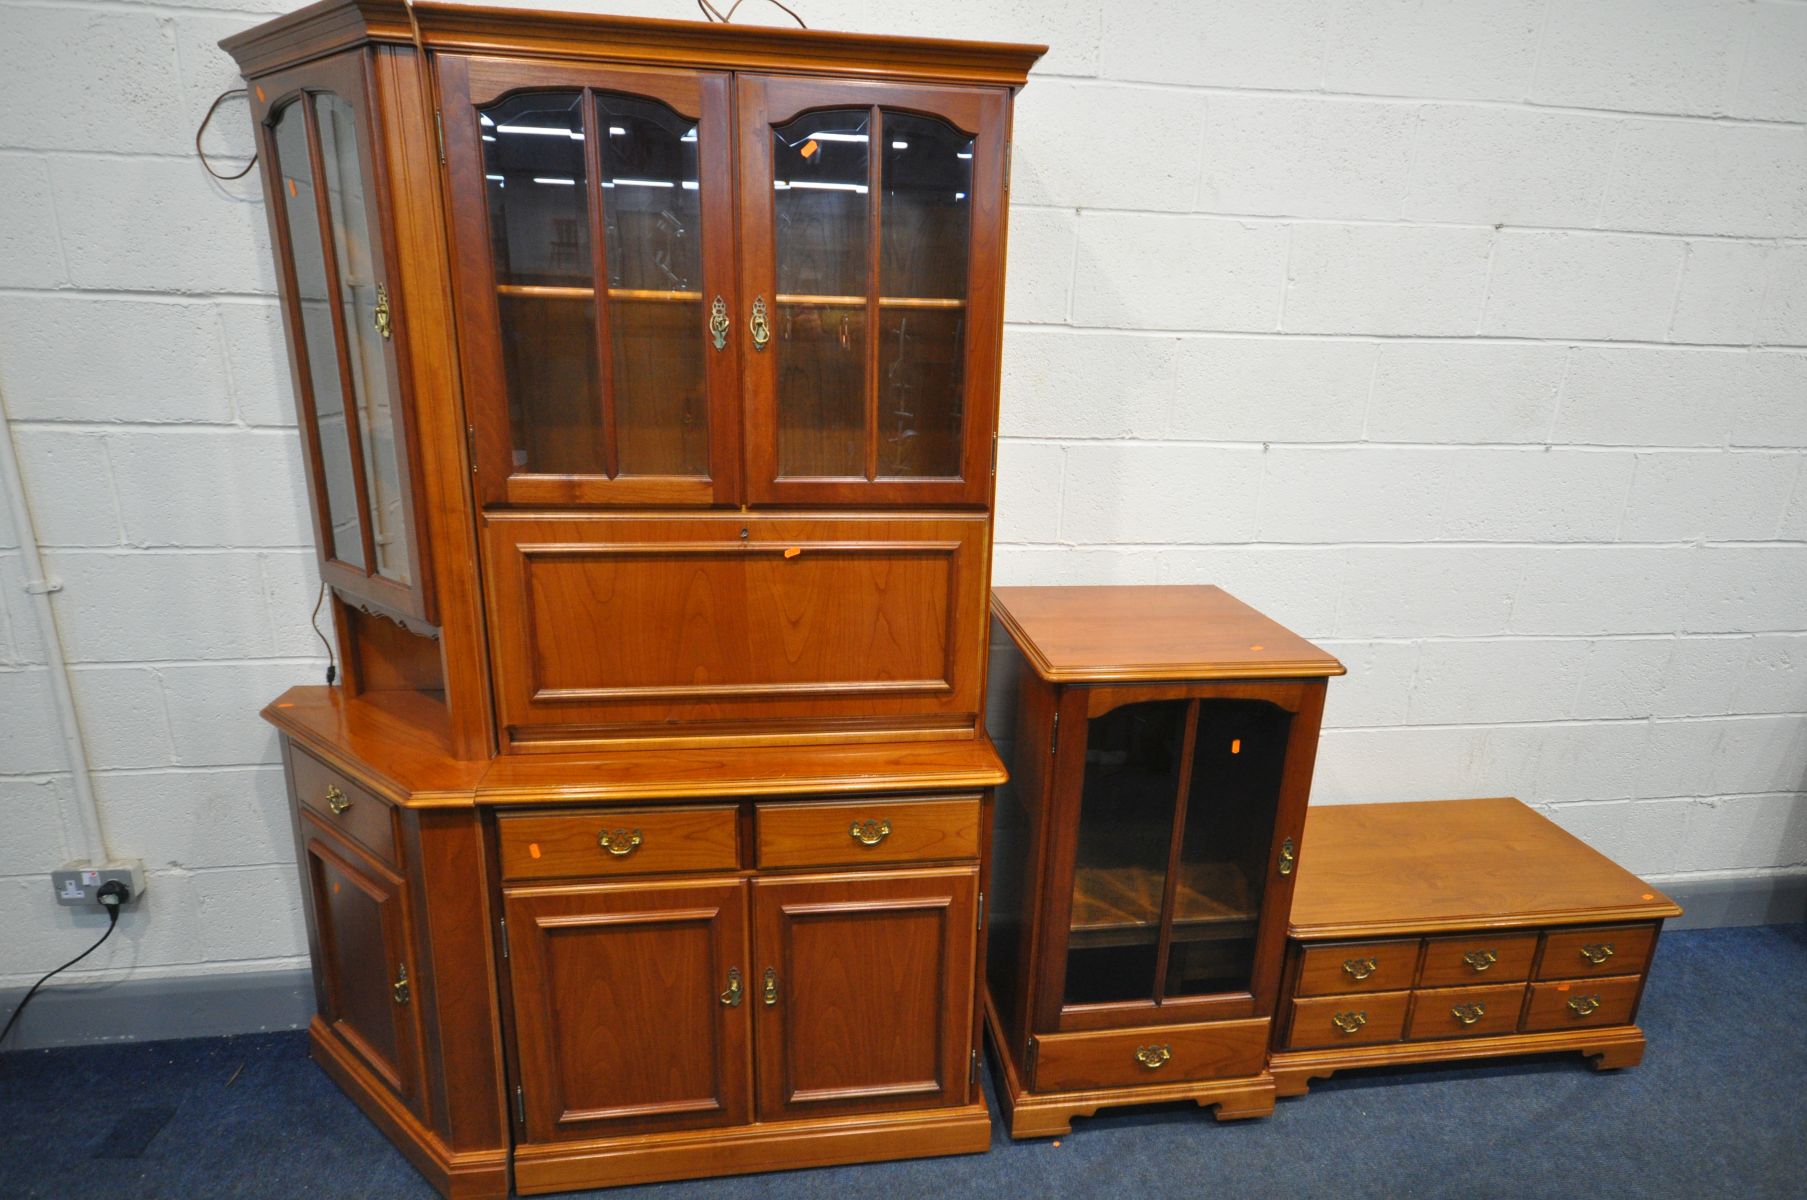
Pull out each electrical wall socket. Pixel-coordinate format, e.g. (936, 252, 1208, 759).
(51, 861, 145, 907)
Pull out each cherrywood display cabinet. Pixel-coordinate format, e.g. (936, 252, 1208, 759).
(984, 585, 1345, 1137)
(222, 4, 1043, 1195)
(1270, 797, 1682, 1095)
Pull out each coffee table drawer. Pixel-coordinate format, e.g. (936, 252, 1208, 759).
(1537, 925, 1655, 980)
(1296, 940, 1420, 996)
(1288, 990, 1410, 1050)
(1523, 975, 1643, 1031)
(1419, 932, 1537, 987)
(1407, 984, 1526, 1040)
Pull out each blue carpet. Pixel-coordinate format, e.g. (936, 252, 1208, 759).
(3, 925, 1803, 1199)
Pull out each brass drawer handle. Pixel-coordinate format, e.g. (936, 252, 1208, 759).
(1463, 949, 1498, 973)
(1451, 1003, 1486, 1026)
(709, 294, 730, 351)
(763, 966, 778, 1006)
(1331, 1011, 1367, 1035)
(749, 295, 771, 351)
(373, 282, 393, 340)
(1568, 994, 1602, 1018)
(1135, 1044, 1171, 1070)
(392, 963, 410, 1005)
(1579, 942, 1615, 965)
(721, 967, 743, 1007)
(1342, 957, 1378, 981)
(598, 828, 643, 857)
(849, 818, 892, 846)
(1277, 837, 1296, 876)
(325, 785, 351, 816)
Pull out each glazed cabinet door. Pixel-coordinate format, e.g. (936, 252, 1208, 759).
(503, 878, 752, 1140)
(737, 76, 1008, 506)
(254, 52, 432, 623)
(440, 56, 741, 507)
(298, 815, 425, 1111)
(752, 868, 978, 1119)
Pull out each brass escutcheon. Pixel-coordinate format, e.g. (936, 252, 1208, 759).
(1579, 943, 1615, 965)
(325, 784, 351, 816)
(720, 967, 743, 1007)
(1463, 949, 1498, 973)
(850, 818, 892, 846)
(1451, 1003, 1486, 1026)
(709, 295, 730, 351)
(762, 966, 778, 1006)
(392, 963, 410, 1005)
(1134, 1044, 1171, 1070)
(1331, 1011, 1367, 1034)
(749, 296, 771, 351)
(373, 282, 393, 340)
(1342, 957, 1378, 981)
(1568, 994, 1603, 1017)
(598, 828, 643, 857)
(1277, 837, 1296, 876)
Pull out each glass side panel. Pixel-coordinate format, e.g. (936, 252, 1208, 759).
(480, 92, 603, 475)
(315, 93, 409, 585)
(597, 94, 707, 478)
(1063, 701, 1187, 1007)
(1162, 700, 1291, 1000)
(272, 101, 363, 570)
(773, 109, 869, 479)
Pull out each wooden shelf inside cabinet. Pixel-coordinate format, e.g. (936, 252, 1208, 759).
(985, 585, 1340, 1140)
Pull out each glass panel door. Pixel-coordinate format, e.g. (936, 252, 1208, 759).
(259, 52, 431, 624)
(441, 58, 738, 506)
(738, 77, 1006, 505)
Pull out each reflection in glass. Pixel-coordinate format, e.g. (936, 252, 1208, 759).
(273, 101, 363, 569)
(1163, 701, 1289, 999)
(877, 307, 964, 478)
(598, 94, 707, 477)
(880, 113, 972, 300)
(316, 94, 409, 585)
(776, 303, 865, 477)
(498, 294, 604, 475)
(1062, 701, 1186, 1006)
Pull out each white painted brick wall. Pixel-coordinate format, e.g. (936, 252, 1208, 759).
(1, 0, 1803, 993)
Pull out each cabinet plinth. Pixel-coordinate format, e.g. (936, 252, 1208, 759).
(984, 585, 1344, 1138)
(230, 3, 1043, 1193)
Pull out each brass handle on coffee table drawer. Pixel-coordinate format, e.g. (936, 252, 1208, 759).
(598, 828, 643, 857)
(1579, 943, 1615, 965)
(720, 967, 743, 1007)
(325, 785, 351, 816)
(1331, 1011, 1367, 1034)
(1568, 995, 1602, 1017)
(849, 818, 892, 846)
(392, 963, 410, 1005)
(1463, 949, 1498, 973)
(1342, 957, 1378, 981)
(1134, 1044, 1171, 1070)
(1451, 1003, 1485, 1026)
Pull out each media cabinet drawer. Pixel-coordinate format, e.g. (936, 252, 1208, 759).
(755, 794, 981, 869)
(1406, 984, 1526, 1040)
(1030, 1018, 1269, 1092)
(1537, 925, 1655, 980)
(291, 747, 398, 868)
(1295, 939, 1420, 996)
(1523, 975, 1643, 1031)
(497, 805, 740, 881)
(1287, 990, 1410, 1049)
(1418, 933, 1537, 987)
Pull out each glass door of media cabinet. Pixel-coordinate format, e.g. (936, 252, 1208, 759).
(1050, 692, 1298, 1028)
(736, 76, 1007, 506)
(440, 58, 742, 506)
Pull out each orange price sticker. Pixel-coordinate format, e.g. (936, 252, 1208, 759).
(800, 139, 819, 159)
(529, 843, 542, 860)
(784, 547, 801, 559)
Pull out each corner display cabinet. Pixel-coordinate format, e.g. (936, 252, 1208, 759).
(984, 586, 1344, 1137)
(222, 4, 1042, 1196)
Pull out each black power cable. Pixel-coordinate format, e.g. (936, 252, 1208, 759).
(0, 882, 128, 1051)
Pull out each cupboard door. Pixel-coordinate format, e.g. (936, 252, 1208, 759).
(752, 868, 978, 1120)
(299, 815, 424, 1110)
(440, 56, 741, 507)
(737, 76, 1008, 506)
(255, 52, 432, 623)
(503, 878, 751, 1141)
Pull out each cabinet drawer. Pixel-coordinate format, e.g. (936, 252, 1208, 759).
(1031, 1018, 1269, 1092)
(1537, 925, 1655, 980)
(1287, 990, 1409, 1050)
(1419, 932, 1538, 987)
(291, 747, 398, 868)
(497, 806, 739, 881)
(1295, 940, 1420, 996)
(754, 795, 981, 869)
(1523, 975, 1643, 1031)
(1406, 984, 1526, 1040)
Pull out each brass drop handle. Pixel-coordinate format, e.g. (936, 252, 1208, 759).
(1342, 957, 1378, 981)
(1277, 837, 1296, 876)
(749, 295, 771, 351)
(709, 295, 730, 351)
(1568, 994, 1602, 1017)
(1134, 1044, 1171, 1070)
(1463, 949, 1498, 973)
(762, 966, 778, 1006)
(392, 963, 410, 1005)
(373, 282, 393, 340)
(325, 785, 351, 816)
(850, 818, 892, 846)
(1451, 1003, 1486, 1026)
(1331, 1011, 1367, 1035)
(721, 967, 743, 1007)
(1579, 943, 1615, 965)
(598, 828, 643, 857)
